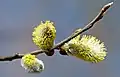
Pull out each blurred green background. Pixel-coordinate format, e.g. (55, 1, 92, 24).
(0, 0, 119, 77)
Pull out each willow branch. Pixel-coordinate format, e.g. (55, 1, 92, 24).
(0, 2, 113, 61)
(52, 2, 113, 49)
(0, 50, 48, 61)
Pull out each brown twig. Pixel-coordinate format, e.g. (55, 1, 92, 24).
(0, 50, 47, 61)
(52, 2, 113, 49)
(0, 2, 113, 61)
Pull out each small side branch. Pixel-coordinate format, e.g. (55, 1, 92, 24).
(0, 53, 23, 61)
(0, 50, 47, 61)
(0, 2, 113, 61)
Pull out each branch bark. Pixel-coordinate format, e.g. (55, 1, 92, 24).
(0, 2, 113, 61)
(52, 2, 113, 49)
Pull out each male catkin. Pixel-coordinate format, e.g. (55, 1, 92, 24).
(32, 21, 56, 55)
(62, 35, 107, 63)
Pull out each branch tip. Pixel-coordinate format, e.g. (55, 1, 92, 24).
(107, 2, 113, 6)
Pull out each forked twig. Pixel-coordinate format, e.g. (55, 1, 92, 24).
(0, 2, 113, 61)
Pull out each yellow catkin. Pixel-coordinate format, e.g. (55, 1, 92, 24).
(62, 35, 107, 63)
(21, 54, 44, 73)
(32, 20, 56, 50)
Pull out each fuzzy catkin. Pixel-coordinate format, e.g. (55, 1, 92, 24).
(62, 35, 107, 63)
(32, 20, 56, 50)
(21, 54, 44, 73)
